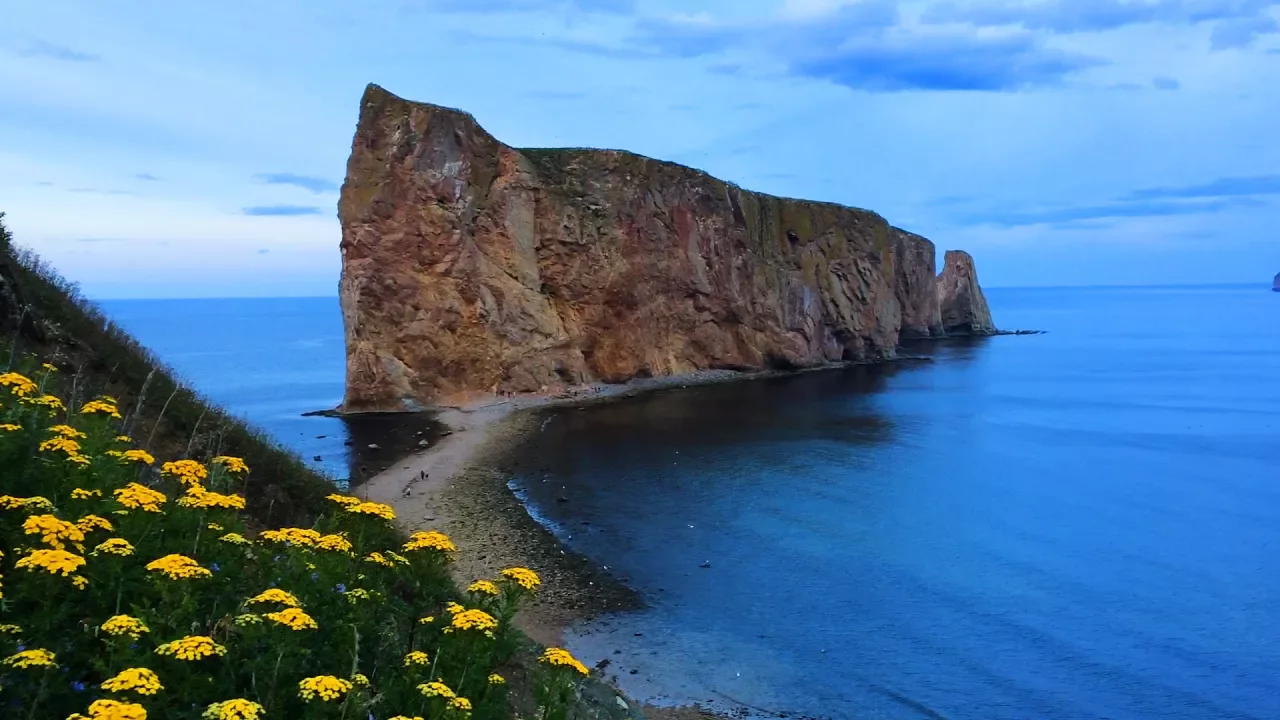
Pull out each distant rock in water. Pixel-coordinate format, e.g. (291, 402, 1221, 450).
(1273, 272, 1280, 292)
(937, 250, 996, 335)
(337, 83, 998, 411)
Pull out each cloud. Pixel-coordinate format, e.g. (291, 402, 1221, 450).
(241, 205, 325, 216)
(1123, 174, 1280, 199)
(961, 197, 1264, 227)
(1152, 74, 1181, 89)
(922, 0, 1280, 34)
(68, 187, 135, 195)
(254, 173, 339, 193)
(135, 173, 160, 181)
(257, 248, 271, 254)
(16, 39, 101, 62)
(429, 0, 635, 14)
(1210, 14, 1280, 49)
(525, 90, 588, 100)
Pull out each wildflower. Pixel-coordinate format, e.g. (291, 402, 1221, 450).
(102, 667, 164, 696)
(467, 580, 499, 596)
(233, 613, 263, 627)
(93, 538, 135, 557)
(325, 493, 360, 508)
(0, 624, 21, 634)
(364, 551, 395, 568)
(343, 588, 373, 604)
(315, 533, 352, 553)
(259, 527, 321, 547)
(0, 372, 37, 396)
(2, 648, 56, 669)
(72, 574, 89, 589)
(177, 486, 246, 510)
(160, 459, 209, 485)
(39, 435, 82, 456)
(155, 636, 226, 661)
(417, 681, 456, 698)
(450, 697, 473, 712)
(26, 394, 65, 412)
(114, 435, 133, 443)
(77, 514, 114, 533)
(488, 673, 505, 685)
(418, 616, 436, 624)
(116, 449, 156, 465)
(71, 488, 103, 499)
(389, 717, 426, 720)
(404, 530, 456, 553)
(219, 532, 252, 546)
(352, 673, 370, 687)
(450, 609, 498, 632)
(500, 567, 542, 591)
(203, 699, 265, 720)
(41, 362, 58, 372)
(145, 554, 212, 580)
(23, 513, 86, 549)
(263, 607, 317, 630)
(404, 650, 430, 667)
(540, 647, 590, 676)
(50, 424, 86, 438)
(67, 699, 148, 720)
(0, 495, 54, 511)
(114, 483, 167, 512)
(298, 675, 353, 702)
(0, 423, 20, 432)
(347, 501, 395, 521)
(101, 615, 149, 639)
(66, 452, 92, 466)
(446, 602, 464, 615)
(212, 456, 249, 474)
(81, 399, 122, 418)
(15, 548, 85, 576)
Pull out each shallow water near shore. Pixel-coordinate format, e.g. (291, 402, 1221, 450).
(505, 285, 1280, 719)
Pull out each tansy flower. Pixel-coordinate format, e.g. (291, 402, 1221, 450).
(388, 717, 426, 720)
(203, 699, 265, 720)
(116, 449, 156, 465)
(177, 486, 246, 510)
(15, 548, 85, 576)
(22, 514, 85, 549)
(49, 424, 86, 439)
(344, 588, 374, 604)
(101, 667, 164, 696)
(160, 459, 208, 485)
(352, 673, 369, 687)
(346, 501, 395, 521)
(72, 575, 89, 590)
(219, 532, 251, 546)
(418, 616, 436, 625)
(212, 456, 249, 474)
(417, 681, 455, 698)
(0, 495, 54, 511)
(0, 624, 22, 634)
(155, 636, 226, 661)
(39, 435, 82, 456)
(364, 551, 395, 568)
(2, 648, 56, 669)
(500, 567, 542, 591)
(25, 394, 65, 412)
(386, 550, 411, 565)
(467, 580, 499, 596)
(260, 527, 321, 547)
(71, 488, 103, 500)
(248, 588, 302, 607)
(404, 650, 430, 667)
(77, 514, 114, 533)
(101, 615, 150, 639)
(0, 372, 37, 396)
(449, 609, 498, 632)
(0, 423, 20, 432)
(404, 530, 456, 553)
(540, 647, 590, 676)
(314, 533, 352, 553)
(41, 362, 58, 372)
(67, 699, 147, 720)
(298, 675, 352, 702)
(114, 435, 133, 443)
(94, 538, 135, 557)
(450, 698, 473, 712)
(325, 493, 360, 508)
(114, 483, 167, 512)
(488, 673, 505, 685)
(81, 399, 122, 418)
(207, 522, 222, 530)
(233, 614, 262, 626)
(264, 607, 317, 630)
(445, 602, 464, 615)
(145, 554, 212, 580)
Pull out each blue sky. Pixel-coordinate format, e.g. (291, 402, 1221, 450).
(3, 0, 1279, 298)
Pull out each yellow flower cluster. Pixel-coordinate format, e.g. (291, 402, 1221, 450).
(67, 699, 148, 720)
(203, 699, 264, 720)
(23, 513, 86, 549)
(77, 514, 114, 533)
(247, 588, 301, 607)
(298, 675, 352, 702)
(365, 551, 403, 567)
(27, 394, 67, 413)
(71, 488, 103, 499)
(0, 422, 20, 431)
(451, 697, 473, 711)
(0, 623, 22, 634)
(39, 435, 90, 464)
(212, 455, 250, 474)
(450, 608, 498, 632)
(344, 588, 373, 603)
(417, 680, 455, 698)
(15, 547, 85, 576)
(81, 398, 122, 418)
(467, 579, 499, 596)
(219, 532, 251, 546)
(2, 647, 56, 668)
(106, 448, 156, 465)
(0, 494, 54, 511)
(50, 424, 87, 438)
(160, 459, 209, 485)
(346, 501, 396, 521)
(540, 647, 590, 676)
(145, 554, 212, 580)
(101, 615, 150, 639)
(177, 485, 246, 510)
(488, 673, 505, 685)
(500, 566, 541, 591)
(102, 667, 164, 696)
(94, 538, 136, 556)
(404, 530, 457, 553)
(403, 650, 430, 667)
(0, 371, 37, 396)
(264, 607, 318, 631)
(114, 483, 167, 512)
(260, 527, 321, 546)
(314, 533, 352, 552)
(155, 636, 226, 661)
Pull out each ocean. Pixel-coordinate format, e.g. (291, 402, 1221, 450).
(103, 285, 1280, 720)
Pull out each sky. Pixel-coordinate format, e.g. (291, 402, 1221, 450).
(2, 0, 1279, 298)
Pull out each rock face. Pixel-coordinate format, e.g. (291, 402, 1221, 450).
(338, 84, 994, 411)
(936, 250, 995, 335)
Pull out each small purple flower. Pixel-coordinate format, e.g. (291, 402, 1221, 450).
(335, 583, 347, 593)
(310, 572, 319, 581)
(72, 681, 87, 692)
(210, 562, 221, 573)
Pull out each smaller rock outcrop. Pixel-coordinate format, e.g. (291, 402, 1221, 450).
(936, 250, 995, 335)
(1272, 272, 1279, 292)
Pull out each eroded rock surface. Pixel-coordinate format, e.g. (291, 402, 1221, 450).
(936, 250, 995, 335)
(338, 84, 994, 411)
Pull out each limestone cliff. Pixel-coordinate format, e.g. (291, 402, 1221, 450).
(936, 250, 995, 335)
(338, 84, 994, 411)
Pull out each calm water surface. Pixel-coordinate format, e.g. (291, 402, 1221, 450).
(102, 286, 1280, 719)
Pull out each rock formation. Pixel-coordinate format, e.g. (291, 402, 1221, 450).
(338, 84, 995, 411)
(936, 250, 995, 335)
(1273, 272, 1279, 292)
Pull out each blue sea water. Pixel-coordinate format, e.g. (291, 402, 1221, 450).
(102, 285, 1280, 719)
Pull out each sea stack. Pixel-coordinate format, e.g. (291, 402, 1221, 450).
(1273, 272, 1280, 292)
(337, 84, 996, 411)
